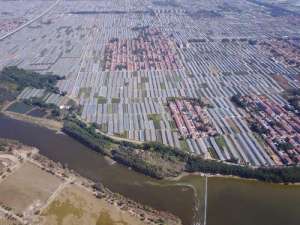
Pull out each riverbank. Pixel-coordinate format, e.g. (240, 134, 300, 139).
(4, 111, 300, 185)
(33, 153, 182, 225)
(1, 111, 63, 131)
(0, 139, 182, 225)
(63, 117, 300, 184)
(2, 114, 300, 225)
(169, 171, 300, 186)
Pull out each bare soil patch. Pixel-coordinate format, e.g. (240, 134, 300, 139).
(38, 185, 146, 225)
(0, 162, 63, 214)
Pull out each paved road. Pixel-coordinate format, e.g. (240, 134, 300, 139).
(0, 0, 61, 41)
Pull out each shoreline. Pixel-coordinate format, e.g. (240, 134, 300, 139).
(168, 171, 300, 186)
(0, 139, 182, 225)
(2, 111, 300, 186)
(1, 110, 63, 131)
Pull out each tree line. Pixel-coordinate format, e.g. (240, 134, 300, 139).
(0, 66, 64, 93)
(63, 118, 300, 183)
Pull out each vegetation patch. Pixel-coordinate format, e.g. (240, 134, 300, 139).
(63, 118, 185, 178)
(40, 186, 146, 225)
(6, 101, 34, 114)
(63, 118, 300, 183)
(111, 98, 121, 104)
(44, 199, 83, 225)
(0, 66, 63, 94)
(114, 131, 128, 139)
(147, 114, 161, 129)
(96, 211, 115, 225)
(0, 66, 65, 110)
(96, 96, 108, 104)
(96, 211, 128, 225)
(160, 83, 166, 90)
(79, 87, 91, 98)
(179, 140, 190, 152)
(214, 135, 227, 149)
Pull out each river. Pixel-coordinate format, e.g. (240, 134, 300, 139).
(1, 114, 300, 225)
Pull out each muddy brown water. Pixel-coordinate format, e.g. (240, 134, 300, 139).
(0, 114, 195, 225)
(1, 114, 300, 225)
